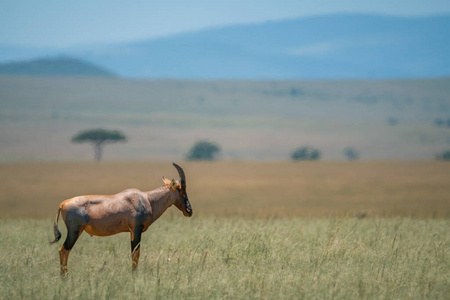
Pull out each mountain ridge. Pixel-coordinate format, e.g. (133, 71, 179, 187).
(1, 14, 449, 79)
(0, 57, 115, 77)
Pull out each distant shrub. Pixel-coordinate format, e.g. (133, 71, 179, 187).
(433, 118, 445, 127)
(291, 146, 321, 161)
(343, 147, 360, 161)
(289, 88, 303, 97)
(433, 118, 450, 128)
(435, 150, 450, 161)
(186, 140, 221, 161)
(387, 117, 399, 126)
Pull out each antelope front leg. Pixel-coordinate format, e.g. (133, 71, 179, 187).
(132, 247, 141, 270)
(130, 226, 143, 271)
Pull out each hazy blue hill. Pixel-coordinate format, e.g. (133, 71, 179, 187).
(0, 14, 449, 79)
(0, 57, 115, 77)
(74, 14, 450, 79)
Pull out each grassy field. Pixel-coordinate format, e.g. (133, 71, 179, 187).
(0, 161, 449, 299)
(0, 217, 448, 299)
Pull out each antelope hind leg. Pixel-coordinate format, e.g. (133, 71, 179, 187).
(59, 226, 84, 276)
(59, 246, 70, 276)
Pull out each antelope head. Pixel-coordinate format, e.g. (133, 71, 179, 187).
(163, 162, 193, 217)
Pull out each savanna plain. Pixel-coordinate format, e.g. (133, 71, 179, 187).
(0, 161, 449, 299)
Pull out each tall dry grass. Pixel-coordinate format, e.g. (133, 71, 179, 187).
(0, 217, 448, 299)
(0, 161, 449, 218)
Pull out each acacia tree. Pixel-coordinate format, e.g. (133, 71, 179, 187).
(290, 146, 321, 161)
(72, 129, 126, 162)
(343, 147, 360, 161)
(186, 140, 221, 161)
(435, 150, 450, 161)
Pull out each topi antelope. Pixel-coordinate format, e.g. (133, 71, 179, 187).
(51, 162, 192, 275)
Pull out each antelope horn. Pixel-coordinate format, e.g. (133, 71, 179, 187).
(172, 162, 186, 185)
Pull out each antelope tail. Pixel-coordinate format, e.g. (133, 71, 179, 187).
(50, 205, 63, 244)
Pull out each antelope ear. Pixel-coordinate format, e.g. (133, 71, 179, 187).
(170, 179, 178, 191)
(162, 177, 171, 185)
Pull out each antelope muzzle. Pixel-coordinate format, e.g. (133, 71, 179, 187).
(184, 198, 193, 217)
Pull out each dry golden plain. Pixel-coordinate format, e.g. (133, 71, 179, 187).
(1, 161, 449, 299)
(0, 161, 448, 219)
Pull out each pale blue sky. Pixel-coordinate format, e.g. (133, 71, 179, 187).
(1, 0, 449, 48)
